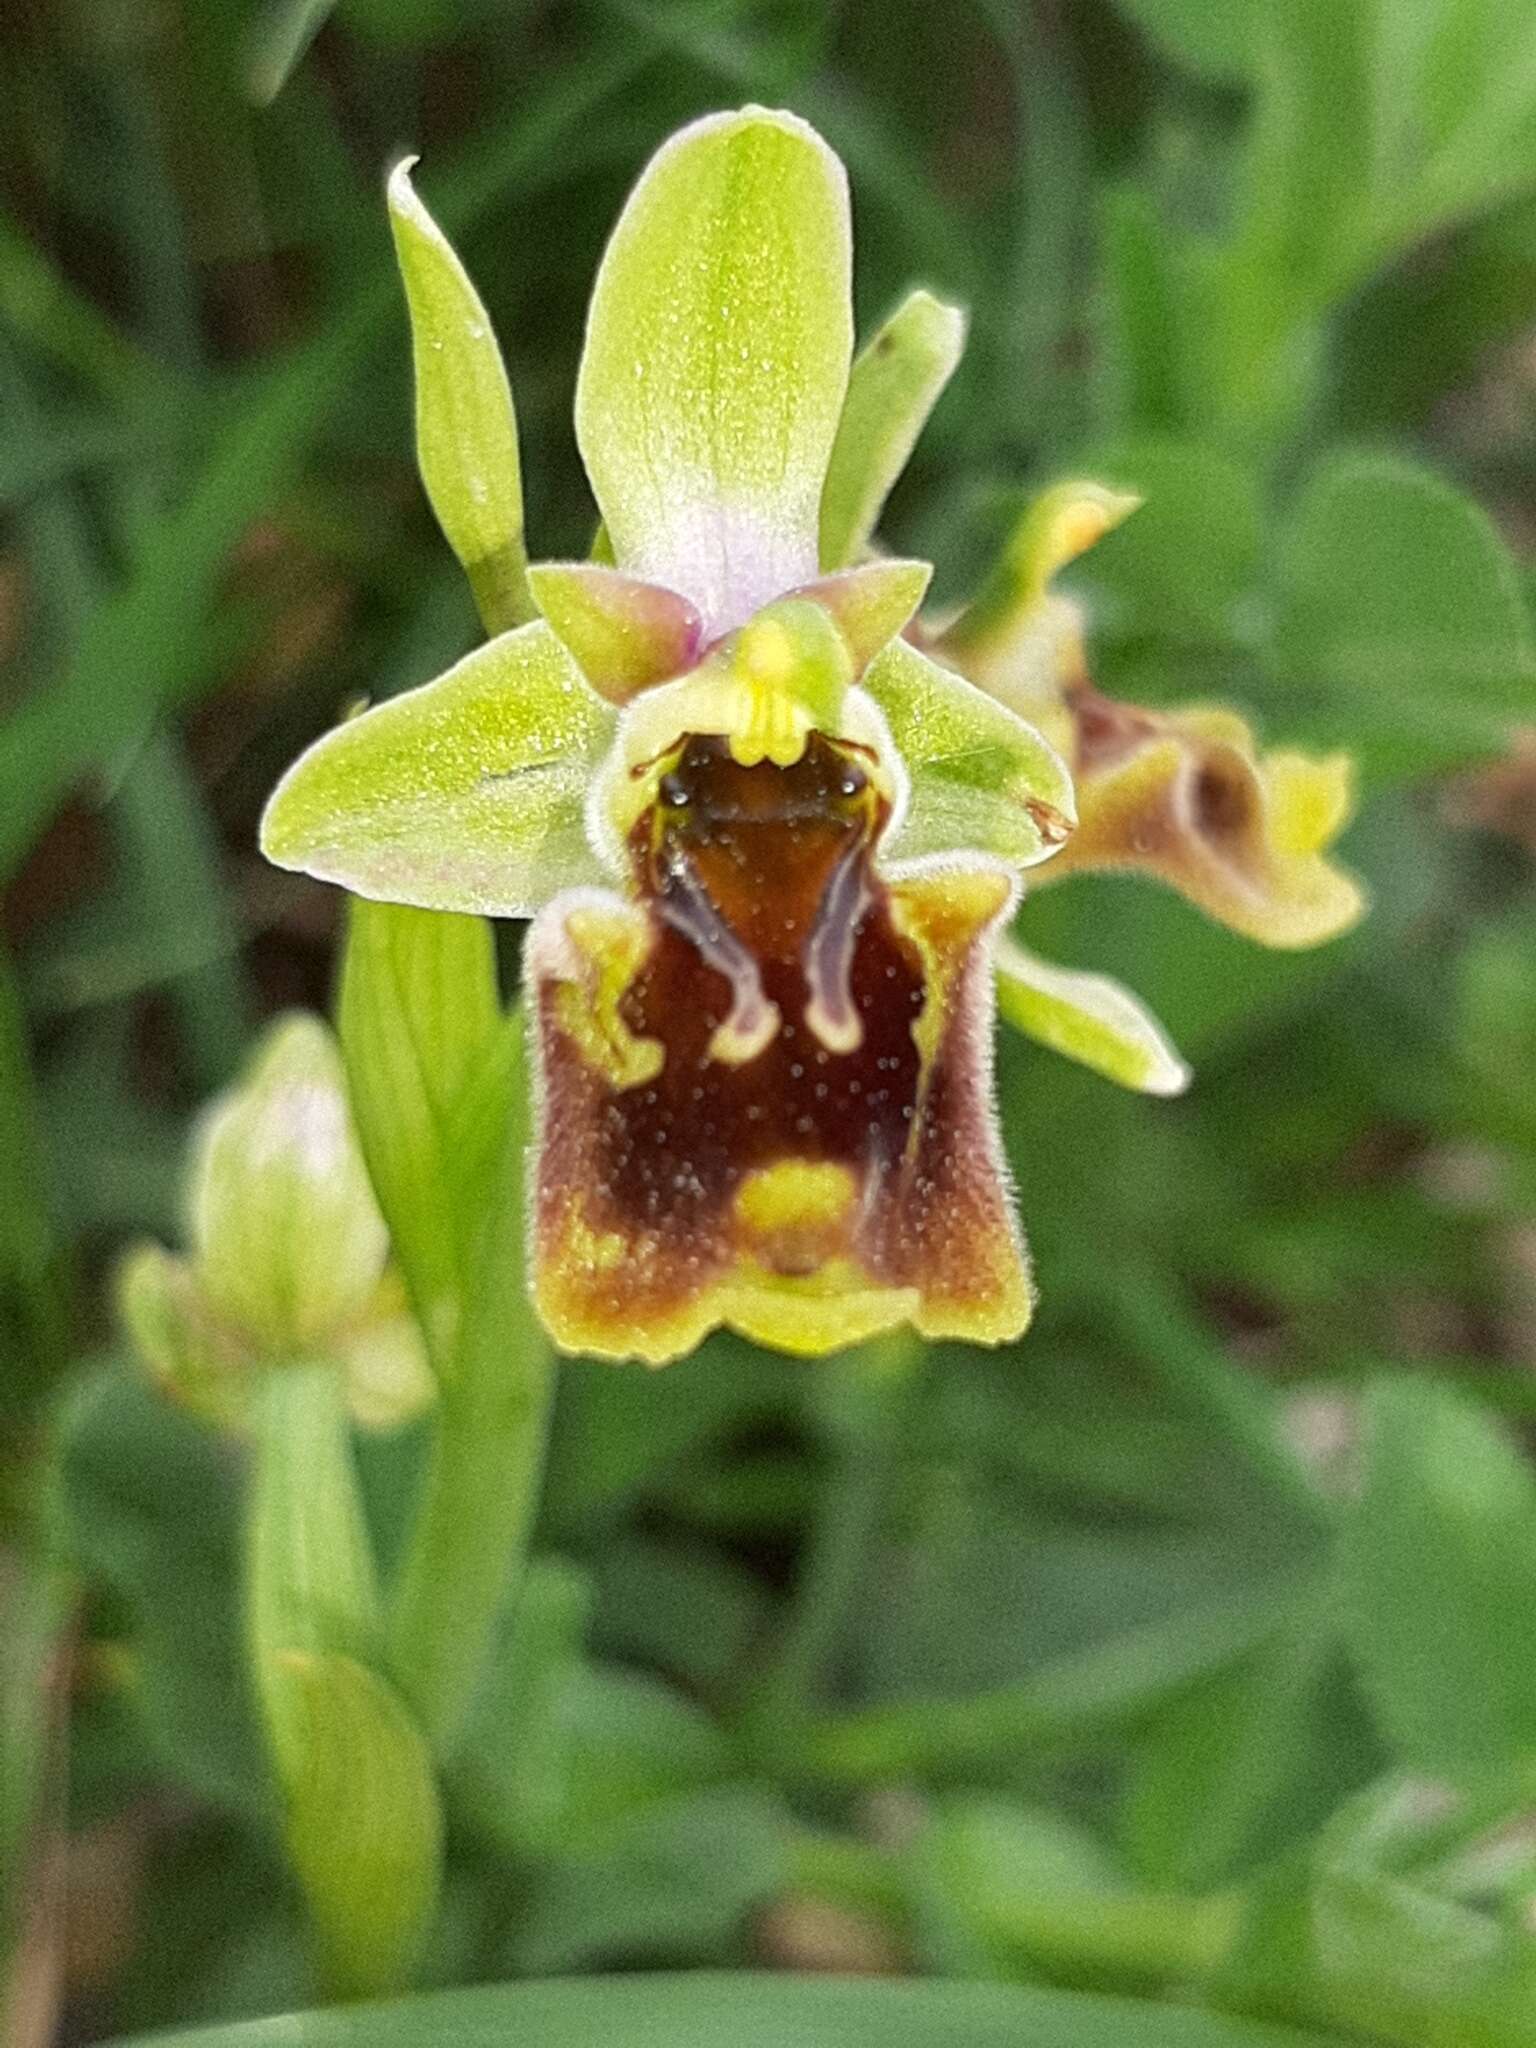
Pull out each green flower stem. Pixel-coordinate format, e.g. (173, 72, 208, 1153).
(973, 1887, 1239, 1988)
(784, 1825, 1238, 1990)
(758, 1331, 922, 1725)
(246, 1363, 443, 2002)
(245, 1363, 381, 1713)
(386, 1018, 554, 1757)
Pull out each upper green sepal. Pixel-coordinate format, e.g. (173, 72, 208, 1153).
(387, 159, 532, 635)
(864, 637, 1076, 871)
(993, 936, 1190, 1096)
(575, 106, 853, 635)
(260, 621, 614, 917)
(820, 288, 967, 571)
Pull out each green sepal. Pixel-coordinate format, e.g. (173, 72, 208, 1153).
(528, 562, 702, 703)
(260, 621, 615, 917)
(948, 479, 1142, 655)
(387, 160, 531, 635)
(575, 106, 852, 633)
(993, 936, 1190, 1096)
(116, 1241, 246, 1427)
(820, 288, 966, 570)
(863, 637, 1076, 871)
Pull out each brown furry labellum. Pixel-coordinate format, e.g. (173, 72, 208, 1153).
(529, 731, 1029, 1363)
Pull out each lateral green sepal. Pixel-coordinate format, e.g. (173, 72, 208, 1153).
(260, 621, 615, 917)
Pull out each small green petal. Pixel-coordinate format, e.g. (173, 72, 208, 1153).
(796, 558, 932, 674)
(575, 106, 852, 634)
(260, 620, 614, 916)
(527, 562, 701, 703)
(993, 935, 1191, 1096)
(863, 638, 1075, 871)
(819, 288, 967, 571)
(387, 158, 532, 634)
(117, 1240, 246, 1425)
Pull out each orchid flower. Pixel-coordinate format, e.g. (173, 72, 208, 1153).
(937, 482, 1365, 1090)
(262, 109, 1080, 1364)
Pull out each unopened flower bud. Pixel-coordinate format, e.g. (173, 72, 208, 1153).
(189, 1014, 388, 1355)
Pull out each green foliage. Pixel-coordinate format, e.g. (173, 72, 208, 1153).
(8, 2, 1536, 2043)
(1340, 1380, 1536, 1782)
(104, 1972, 1359, 2048)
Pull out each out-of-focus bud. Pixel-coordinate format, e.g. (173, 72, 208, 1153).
(941, 481, 1143, 742)
(116, 1241, 246, 1429)
(189, 1014, 390, 1355)
(119, 1014, 432, 1432)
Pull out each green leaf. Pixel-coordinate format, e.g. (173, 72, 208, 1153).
(1212, 1788, 1536, 2045)
(103, 1970, 1362, 2047)
(0, 1548, 65, 1976)
(1107, 0, 1255, 82)
(1275, 452, 1536, 774)
(862, 638, 1074, 870)
(260, 620, 614, 916)
(506, 1787, 789, 1974)
(994, 936, 1190, 1096)
(819, 288, 966, 570)
(575, 107, 852, 633)
(1069, 439, 1264, 657)
(268, 1649, 442, 1999)
(1340, 1377, 1536, 1781)
(1121, 1629, 1378, 1891)
(57, 1364, 270, 1820)
(338, 900, 505, 1373)
(387, 160, 532, 635)
(913, 1797, 1133, 1981)
(245, 0, 340, 104)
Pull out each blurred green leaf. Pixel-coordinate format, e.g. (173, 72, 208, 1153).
(505, 1786, 790, 1974)
(1071, 439, 1264, 658)
(104, 1970, 1362, 2046)
(245, 0, 340, 106)
(57, 1365, 269, 1820)
(1121, 1627, 1379, 1891)
(1107, 0, 1254, 82)
(1275, 452, 1536, 774)
(1340, 1377, 1536, 1782)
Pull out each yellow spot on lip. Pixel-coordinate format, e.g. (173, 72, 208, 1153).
(734, 1161, 857, 1237)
